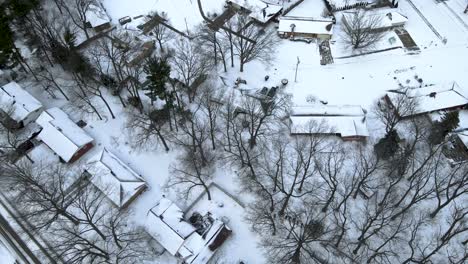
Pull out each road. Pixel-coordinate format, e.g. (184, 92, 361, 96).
(0, 193, 59, 264)
(0, 212, 41, 264)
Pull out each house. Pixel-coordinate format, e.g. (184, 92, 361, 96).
(35, 107, 94, 163)
(384, 82, 468, 118)
(0, 82, 43, 130)
(278, 17, 334, 40)
(290, 105, 369, 141)
(146, 198, 231, 264)
(342, 9, 408, 32)
(83, 148, 148, 209)
(226, 0, 283, 24)
(85, 4, 112, 33)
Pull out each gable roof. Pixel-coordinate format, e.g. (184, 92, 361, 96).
(388, 82, 468, 117)
(146, 198, 197, 255)
(85, 148, 147, 208)
(36, 107, 93, 162)
(278, 17, 334, 35)
(342, 9, 408, 29)
(290, 115, 369, 137)
(146, 198, 231, 263)
(291, 104, 365, 116)
(0, 82, 43, 122)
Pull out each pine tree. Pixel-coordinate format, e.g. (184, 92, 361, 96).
(144, 56, 172, 107)
(429, 111, 459, 145)
(374, 129, 400, 160)
(0, 6, 15, 68)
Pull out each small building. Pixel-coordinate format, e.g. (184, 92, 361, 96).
(84, 148, 148, 209)
(0, 82, 43, 130)
(85, 4, 112, 33)
(278, 17, 334, 40)
(127, 40, 155, 67)
(384, 82, 468, 118)
(342, 9, 408, 32)
(226, 0, 283, 24)
(290, 104, 369, 141)
(35, 107, 94, 163)
(146, 198, 231, 264)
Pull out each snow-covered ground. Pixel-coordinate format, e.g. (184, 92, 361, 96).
(4, 0, 468, 263)
(0, 240, 15, 264)
(102, 0, 225, 34)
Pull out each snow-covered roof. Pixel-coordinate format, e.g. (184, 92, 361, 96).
(0, 82, 43, 122)
(228, 0, 283, 23)
(278, 17, 334, 35)
(36, 108, 93, 162)
(290, 115, 369, 137)
(146, 198, 230, 263)
(291, 104, 365, 116)
(85, 148, 147, 208)
(86, 4, 111, 28)
(342, 9, 408, 29)
(147, 198, 196, 255)
(389, 82, 468, 117)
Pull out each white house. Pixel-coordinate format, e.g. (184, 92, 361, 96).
(278, 17, 334, 40)
(146, 198, 231, 264)
(84, 148, 147, 209)
(385, 82, 468, 118)
(342, 9, 408, 31)
(0, 81, 43, 129)
(35, 107, 94, 163)
(290, 104, 369, 141)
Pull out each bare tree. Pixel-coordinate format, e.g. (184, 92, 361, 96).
(263, 205, 331, 264)
(150, 12, 173, 51)
(171, 38, 213, 102)
(233, 14, 279, 72)
(342, 9, 385, 49)
(168, 146, 215, 200)
(125, 107, 171, 152)
(373, 93, 418, 133)
(0, 161, 80, 231)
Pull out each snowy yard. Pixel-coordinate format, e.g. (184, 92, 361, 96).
(2, 0, 468, 263)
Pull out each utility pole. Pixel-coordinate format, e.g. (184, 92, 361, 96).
(464, 4, 468, 14)
(295, 56, 300, 82)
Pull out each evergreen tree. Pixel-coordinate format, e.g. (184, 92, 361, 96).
(144, 56, 172, 107)
(7, 0, 40, 20)
(429, 111, 459, 145)
(0, 7, 14, 68)
(374, 129, 400, 160)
